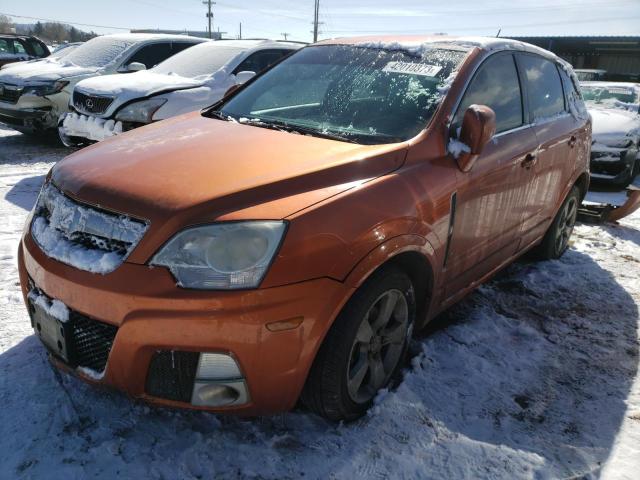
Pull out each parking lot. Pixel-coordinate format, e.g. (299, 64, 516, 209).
(1, 124, 639, 478)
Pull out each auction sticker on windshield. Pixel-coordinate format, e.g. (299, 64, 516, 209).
(382, 61, 442, 77)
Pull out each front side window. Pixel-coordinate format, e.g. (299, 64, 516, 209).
(126, 42, 172, 69)
(233, 49, 290, 74)
(12, 40, 27, 55)
(520, 54, 565, 121)
(454, 53, 523, 134)
(217, 44, 467, 144)
(28, 40, 47, 57)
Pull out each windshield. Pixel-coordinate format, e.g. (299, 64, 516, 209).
(64, 36, 135, 68)
(154, 44, 244, 78)
(582, 85, 639, 105)
(215, 44, 467, 144)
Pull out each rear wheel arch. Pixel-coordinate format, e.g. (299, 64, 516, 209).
(573, 172, 590, 202)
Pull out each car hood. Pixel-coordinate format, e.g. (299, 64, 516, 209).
(75, 70, 203, 102)
(0, 59, 97, 83)
(51, 112, 407, 260)
(588, 107, 640, 146)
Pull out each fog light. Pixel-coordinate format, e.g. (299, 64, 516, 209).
(196, 353, 242, 380)
(191, 380, 249, 407)
(190, 353, 249, 407)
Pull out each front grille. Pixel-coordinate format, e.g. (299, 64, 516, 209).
(0, 84, 23, 104)
(72, 312, 118, 372)
(29, 285, 118, 374)
(31, 182, 148, 274)
(145, 351, 200, 403)
(73, 90, 114, 115)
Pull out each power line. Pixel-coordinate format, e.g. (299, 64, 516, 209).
(0, 11, 133, 30)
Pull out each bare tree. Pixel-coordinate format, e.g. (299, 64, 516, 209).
(0, 15, 15, 34)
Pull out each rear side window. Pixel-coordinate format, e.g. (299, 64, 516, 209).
(519, 55, 565, 121)
(0, 39, 11, 55)
(455, 53, 523, 134)
(127, 42, 172, 69)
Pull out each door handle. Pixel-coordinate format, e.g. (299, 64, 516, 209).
(568, 135, 577, 148)
(521, 153, 537, 169)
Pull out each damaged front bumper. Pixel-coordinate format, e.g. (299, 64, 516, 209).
(589, 145, 638, 187)
(0, 91, 68, 133)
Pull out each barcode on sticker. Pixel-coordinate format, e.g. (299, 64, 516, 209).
(382, 62, 442, 77)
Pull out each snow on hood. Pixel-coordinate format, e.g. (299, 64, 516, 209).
(0, 58, 96, 83)
(74, 70, 202, 100)
(588, 107, 640, 145)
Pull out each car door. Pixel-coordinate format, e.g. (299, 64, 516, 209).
(444, 52, 539, 298)
(515, 53, 582, 245)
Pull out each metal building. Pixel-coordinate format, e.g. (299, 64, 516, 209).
(508, 36, 640, 81)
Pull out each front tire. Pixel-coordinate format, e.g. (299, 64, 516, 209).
(534, 186, 580, 260)
(301, 266, 415, 421)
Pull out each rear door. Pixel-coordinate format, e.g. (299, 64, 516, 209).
(515, 53, 581, 245)
(444, 52, 539, 297)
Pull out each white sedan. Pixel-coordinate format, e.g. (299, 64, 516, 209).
(60, 40, 302, 145)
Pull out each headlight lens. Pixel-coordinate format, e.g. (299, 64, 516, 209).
(24, 80, 69, 96)
(151, 221, 286, 290)
(115, 97, 167, 123)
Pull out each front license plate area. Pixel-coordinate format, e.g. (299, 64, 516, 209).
(29, 300, 74, 365)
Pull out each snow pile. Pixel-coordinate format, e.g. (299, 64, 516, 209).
(448, 137, 471, 158)
(26, 290, 70, 323)
(30, 182, 147, 274)
(61, 113, 123, 141)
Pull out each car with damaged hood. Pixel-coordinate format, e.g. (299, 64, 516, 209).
(0, 33, 206, 136)
(581, 81, 640, 187)
(19, 36, 590, 421)
(59, 40, 302, 146)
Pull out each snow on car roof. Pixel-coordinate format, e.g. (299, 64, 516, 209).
(98, 33, 208, 43)
(320, 35, 560, 60)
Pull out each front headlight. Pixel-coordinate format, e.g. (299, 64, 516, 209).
(24, 80, 69, 96)
(151, 221, 287, 290)
(115, 97, 167, 123)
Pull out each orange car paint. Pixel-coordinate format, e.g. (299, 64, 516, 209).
(18, 36, 590, 415)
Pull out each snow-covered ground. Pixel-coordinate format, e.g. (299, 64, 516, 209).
(0, 124, 639, 479)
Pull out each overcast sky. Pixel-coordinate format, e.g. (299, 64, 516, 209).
(3, 0, 639, 41)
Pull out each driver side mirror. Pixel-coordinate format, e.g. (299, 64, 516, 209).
(120, 62, 146, 73)
(235, 70, 256, 85)
(453, 104, 496, 172)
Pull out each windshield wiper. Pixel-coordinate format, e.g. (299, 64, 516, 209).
(241, 118, 360, 144)
(206, 110, 236, 122)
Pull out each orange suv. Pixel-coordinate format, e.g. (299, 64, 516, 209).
(18, 36, 590, 421)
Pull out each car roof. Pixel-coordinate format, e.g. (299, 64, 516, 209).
(581, 81, 640, 89)
(317, 35, 560, 61)
(208, 39, 302, 49)
(98, 33, 208, 43)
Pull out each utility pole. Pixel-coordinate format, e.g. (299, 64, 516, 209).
(312, 0, 320, 43)
(239, 22, 242, 39)
(281, 32, 290, 41)
(203, 0, 215, 39)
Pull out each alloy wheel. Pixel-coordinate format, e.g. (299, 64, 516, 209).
(555, 196, 578, 255)
(346, 289, 409, 404)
